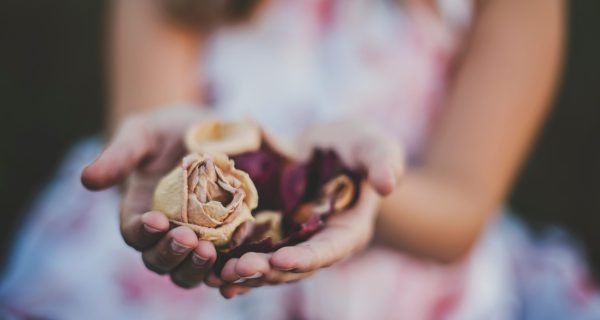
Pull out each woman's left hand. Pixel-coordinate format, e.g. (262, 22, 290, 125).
(206, 119, 405, 299)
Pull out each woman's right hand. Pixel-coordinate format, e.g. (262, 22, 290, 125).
(81, 105, 217, 289)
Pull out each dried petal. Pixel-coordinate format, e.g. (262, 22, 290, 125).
(232, 149, 285, 211)
(250, 211, 283, 243)
(291, 174, 355, 224)
(153, 153, 258, 247)
(185, 119, 262, 156)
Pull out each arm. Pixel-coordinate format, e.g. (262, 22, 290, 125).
(82, 1, 217, 289)
(107, 0, 203, 130)
(376, 0, 565, 262)
(204, 0, 565, 298)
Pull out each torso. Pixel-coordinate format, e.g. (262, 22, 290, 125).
(202, 0, 472, 160)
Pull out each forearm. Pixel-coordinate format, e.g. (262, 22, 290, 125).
(377, 169, 496, 262)
(377, 0, 565, 262)
(107, 0, 203, 131)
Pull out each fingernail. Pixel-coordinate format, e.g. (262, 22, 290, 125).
(389, 175, 397, 189)
(143, 224, 163, 233)
(388, 166, 397, 181)
(234, 272, 263, 283)
(245, 272, 263, 279)
(170, 240, 190, 254)
(192, 254, 208, 266)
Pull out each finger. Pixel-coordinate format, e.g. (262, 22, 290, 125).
(81, 116, 156, 190)
(220, 285, 253, 299)
(225, 252, 270, 287)
(234, 252, 271, 279)
(205, 271, 225, 288)
(170, 240, 217, 289)
(236, 269, 316, 288)
(355, 137, 404, 196)
(298, 122, 404, 196)
(220, 258, 241, 283)
(142, 226, 198, 274)
(270, 220, 366, 273)
(120, 211, 169, 251)
(368, 162, 398, 196)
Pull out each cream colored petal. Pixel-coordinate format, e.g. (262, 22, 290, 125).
(200, 201, 230, 222)
(213, 154, 259, 210)
(181, 153, 203, 168)
(217, 178, 237, 194)
(205, 179, 231, 203)
(228, 169, 258, 210)
(291, 175, 355, 224)
(187, 197, 222, 228)
(152, 167, 186, 222)
(173, 204, 255, 248)
(253, 211, 283, 243)
(322, 175, 355, 211)
(185, 119, 262, 156)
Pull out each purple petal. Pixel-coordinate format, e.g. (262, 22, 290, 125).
(232, 147, 285, 211)
(279, 162, 309, 215)
(215, 147, 363, 273)
(215, 216, 326, 274)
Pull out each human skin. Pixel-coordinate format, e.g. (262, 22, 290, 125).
(81, 0, 564, 298)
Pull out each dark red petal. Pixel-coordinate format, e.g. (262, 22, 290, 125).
(215, 147, 363, 274)
(279, 162, 309, 215)
(232, 147, 284, 211)
(215, 216, 326, 275)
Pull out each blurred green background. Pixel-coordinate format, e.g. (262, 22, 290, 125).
(0, 1, 598, 273)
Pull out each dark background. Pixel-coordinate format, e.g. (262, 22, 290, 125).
(0, 1, 598, 273)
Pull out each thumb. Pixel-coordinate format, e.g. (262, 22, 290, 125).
(355, 138, 405, 196)
(81, 117, 156, 190)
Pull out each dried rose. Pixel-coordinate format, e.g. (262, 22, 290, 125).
(152, 153, 258, 247)
(214, 150, 362, 272)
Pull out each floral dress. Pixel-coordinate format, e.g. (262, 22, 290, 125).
(1, 0, 599, 319)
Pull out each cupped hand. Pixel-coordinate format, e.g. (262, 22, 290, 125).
(81, 106, 218, 288)
(210, 119, 405, 299)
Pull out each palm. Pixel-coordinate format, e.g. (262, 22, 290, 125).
(83, 106, 220, 289)
(82, 111, 402, 294)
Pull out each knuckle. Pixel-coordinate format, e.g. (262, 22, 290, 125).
(262, 270, 279, 282)
(122, 237, 141, 251)
(155, 250, 175, 267)
(240, 252, 260, 264)
(300, 244, 322, 270)
(284, 273, 309, 284)
(121, 116, 154, 148)
(120, 228, 143, 251)
(122, 115, 147, 131)
(170, 274, 198, 289)
(283, 277, 301, 284)
(142, 249, 176, 275)
(205, 277, 222, 288)
(119, 217, 152, 252)
(263, 273, 281, 285)
(325, 244, 341, 267)
(142, 256, 168, 275)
